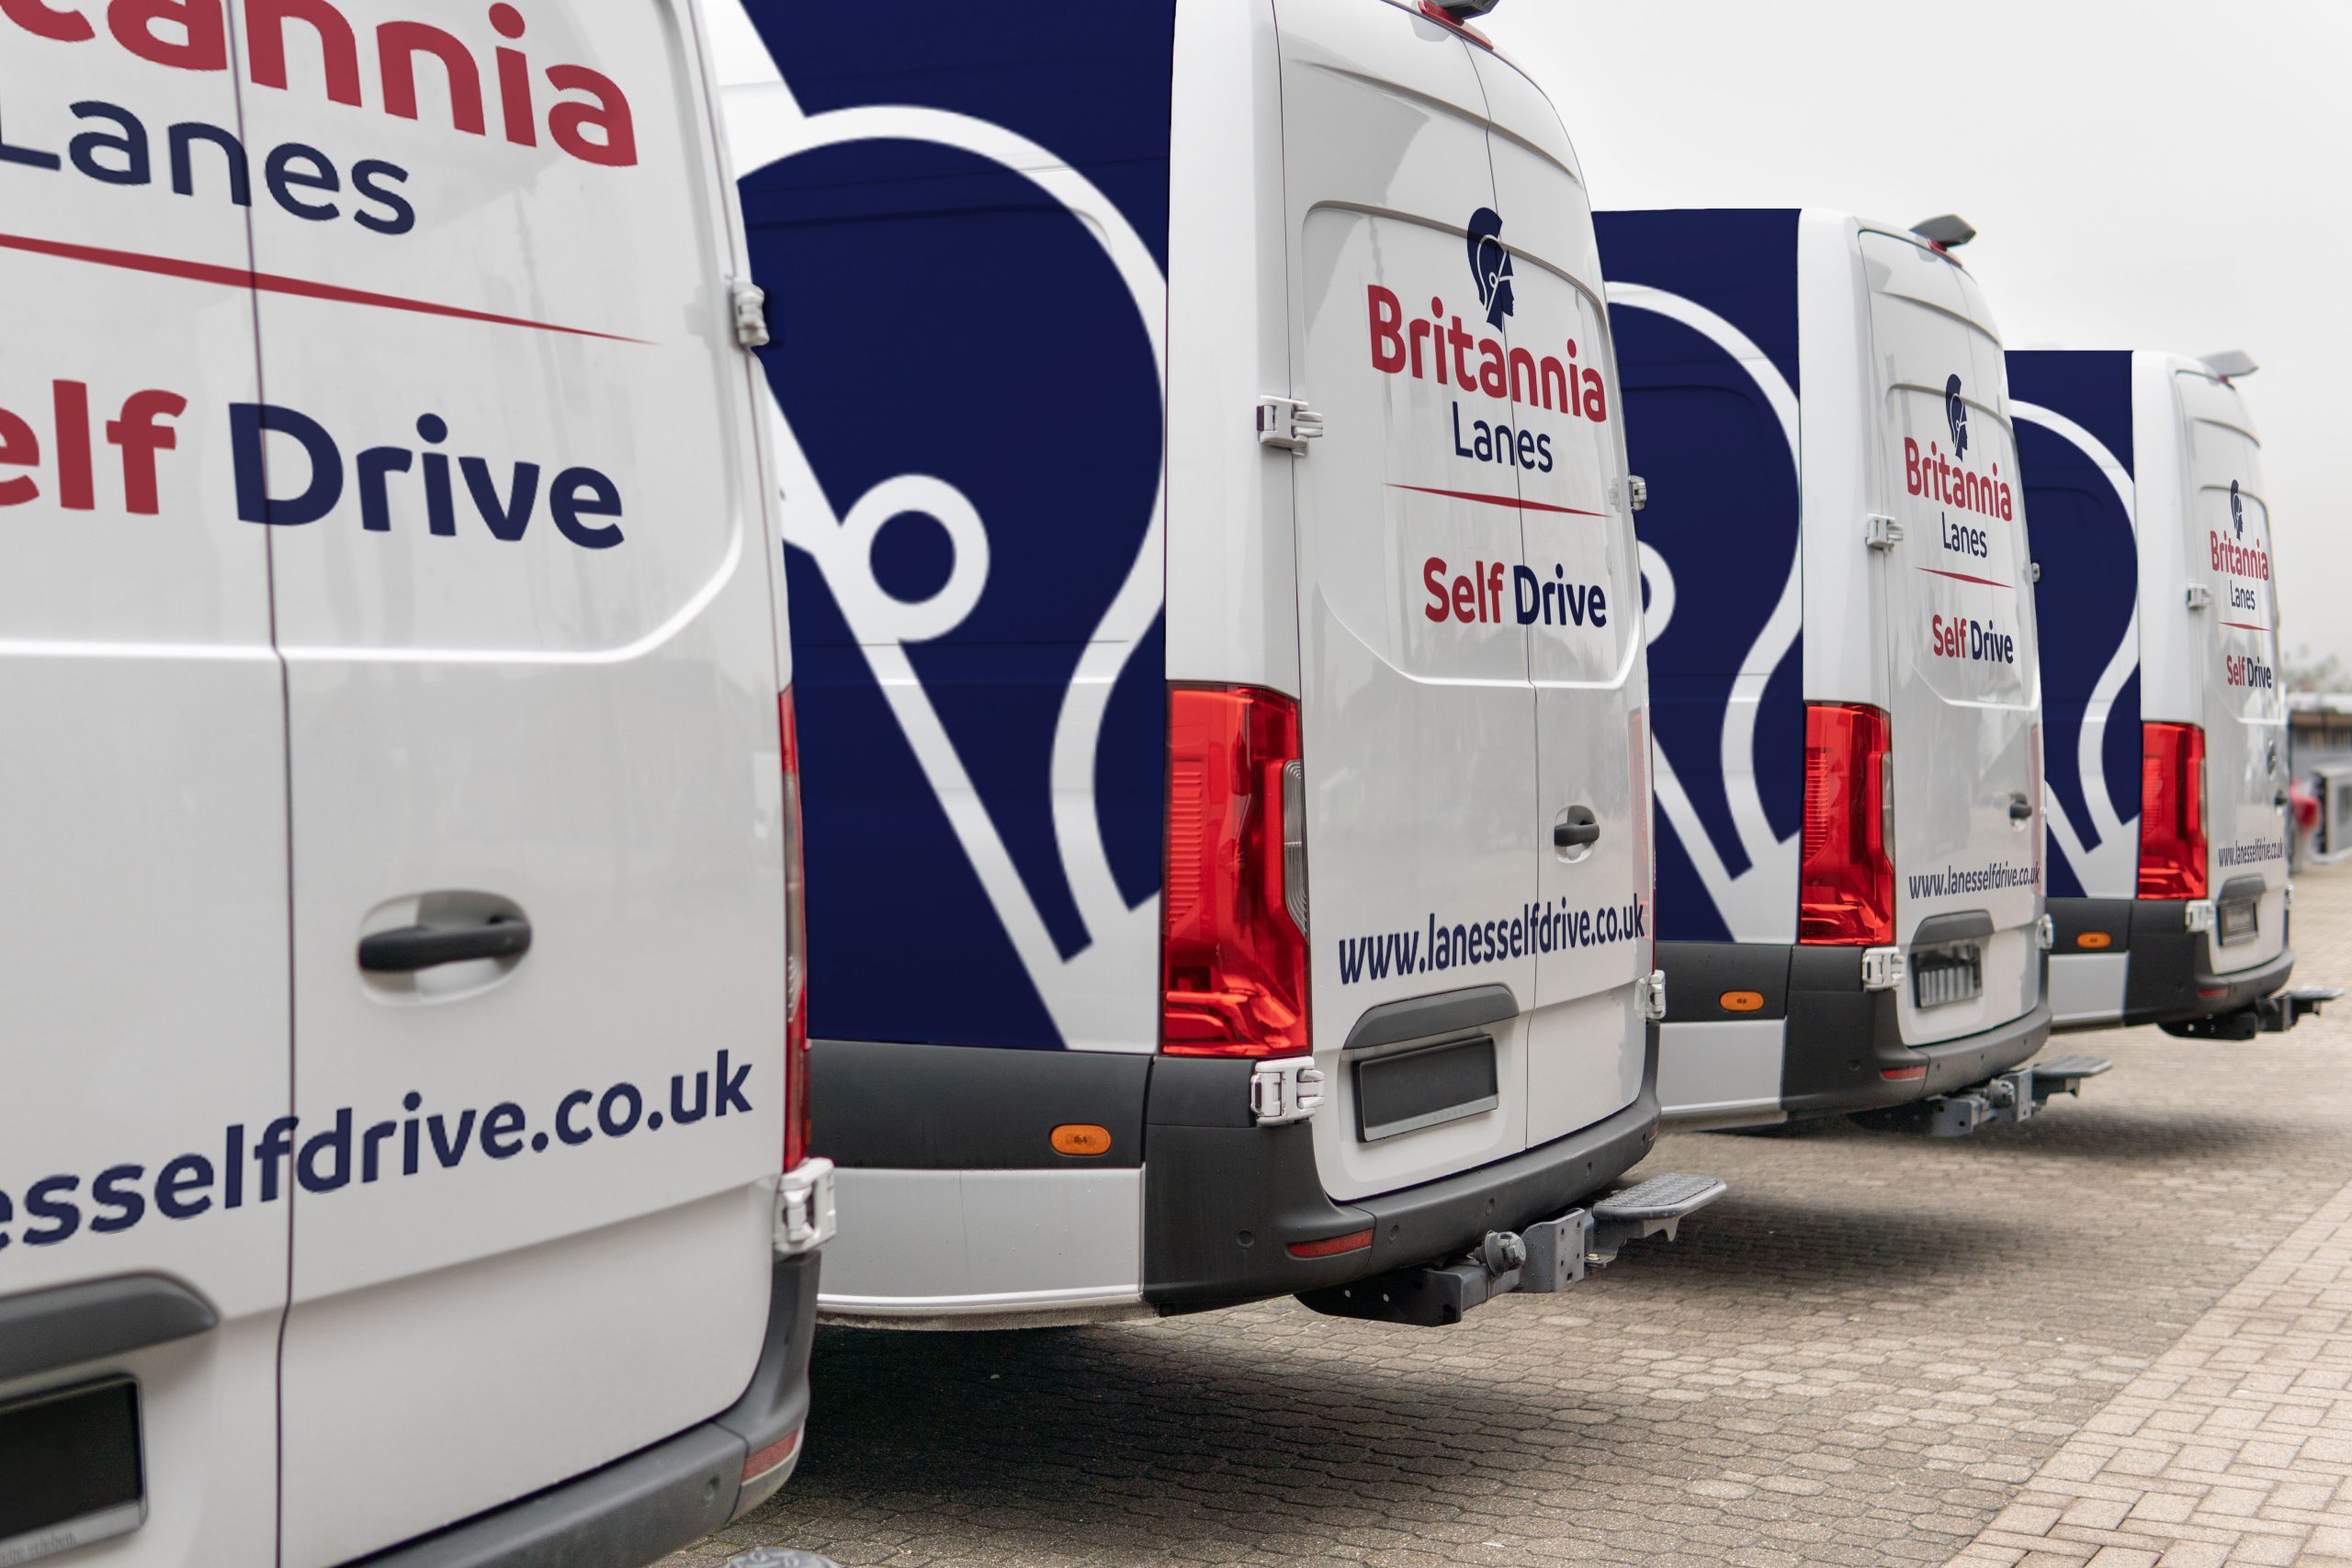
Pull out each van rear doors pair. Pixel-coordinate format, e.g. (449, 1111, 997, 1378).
(1276, 0, 1650, 1201)
(0, 6, 785, 1563)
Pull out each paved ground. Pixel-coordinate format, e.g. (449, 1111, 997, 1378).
(674, 866, 2352, 1568)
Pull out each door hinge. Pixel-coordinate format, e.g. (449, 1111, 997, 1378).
(2184, 584, 2212, 611)
(2030, 561, 2042, 583)
(1861, 947, 1906, 991)
(1614, 475, 1649, 514)
(731, 280, 771, 351)
(2038, 914, 2057, 952)
(1256, 397, 1324, 454)
(1636, 969, 1668, 1022)
(774, 1157, 837, 1257)
(2183, 899, 2218, 935)
(1864, 514, 1904, 550)
(1250, 1056, 1326, 1125)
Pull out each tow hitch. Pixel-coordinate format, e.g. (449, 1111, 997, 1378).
(2163, 987, 2342, 1041)
(1295, 1171, 1726, 1328)
(1897, 1055, 2111, 1138)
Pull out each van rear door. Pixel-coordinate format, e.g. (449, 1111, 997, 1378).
(2177, 372, 2289, 971)
(1277, 0, 1539, 1199)
(231, 8, 792, 1562)
(0, 29, 287, 1565)
(1465, 51, 1649, 1144)
(1862, 232, 2042, 1043)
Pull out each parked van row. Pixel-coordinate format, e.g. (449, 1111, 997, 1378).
(0, 1, 2327, 1566)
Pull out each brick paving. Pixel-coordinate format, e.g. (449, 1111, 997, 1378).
(673, 865, 2352, 1568)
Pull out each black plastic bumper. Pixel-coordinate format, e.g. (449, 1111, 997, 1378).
(348, 1250, 820, 1568)
(2048, 896, 2297, 1029)
(1140, 1036, 1662, 1314)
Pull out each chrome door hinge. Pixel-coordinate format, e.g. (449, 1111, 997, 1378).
(1861, 947, 1906, 991)
(1256, 397, 1324, 453)
(1636, 969, 1667, 1022)
(2184, 899, 2218, 935)
(2286, 881, 2297, 911)
(2185, 584, 2212, 612)
(1864, 513, 1904, 550)
(774, 1157, 837, 1257)
(2030, 561, 2042, 583)
(1250, 1056, 1326, 1125)
(2038, 914, 2057, 952)
(731, 280, 771, 351)
(1613, 475, 1649, 514)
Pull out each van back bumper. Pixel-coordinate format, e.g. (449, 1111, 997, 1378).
(2048, 896, 2296, 1031)
(346, 1251, 818, 1568)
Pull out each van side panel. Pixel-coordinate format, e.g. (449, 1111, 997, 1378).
(1600, 209, 1805, 946)
(2012, 350, 2142, 903)
(734, 7, 1175, 1056)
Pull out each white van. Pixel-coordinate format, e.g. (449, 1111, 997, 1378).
(713, 0, 1718, 1329)
(0, 4, 831, 1566)
(1598, 209, 2105, 1136)
(2011, 350, 2332, 1036)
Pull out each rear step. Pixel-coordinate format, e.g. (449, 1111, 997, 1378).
(2162, 986, 2342, 1041)
(1876, 1055, 2111, 1139)
(1295, 1172, 1726, 1328)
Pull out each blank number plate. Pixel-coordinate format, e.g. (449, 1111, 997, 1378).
(0, 1375, 144, 1564)
(1912, 943, 1984, 1010)
(2219, 896, 2259, 946)
(1354, 1035, 1498, 1143)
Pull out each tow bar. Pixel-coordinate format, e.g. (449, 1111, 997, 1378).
(2163, 987, 2343, 1041)
(1295, 1171, 1726, 1328)
(1912, 1054, 2111, 1138)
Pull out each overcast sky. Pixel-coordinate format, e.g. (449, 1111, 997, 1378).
(1479, 0, 2348, 679)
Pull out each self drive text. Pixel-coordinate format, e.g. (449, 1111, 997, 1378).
(0, 378, 628, 548)
(1338, 897, 1649, 985)
(1424, 556, 1608, 629)
(0, 1050, 757, 1254)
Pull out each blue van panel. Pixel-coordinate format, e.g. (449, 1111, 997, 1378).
(1598, 210, 1803, 943)
(2010, 351, 2140, 900)
(736, 9, 1176, 1050)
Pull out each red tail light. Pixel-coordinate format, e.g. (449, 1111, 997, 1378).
(1799, 703, 1894, 946)
(2138, 721, 2208, 900)
(780, 689, 811, 1170)
(1161, 685, 1310, 1057)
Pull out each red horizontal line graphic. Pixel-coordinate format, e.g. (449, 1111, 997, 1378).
(1385, 482, 1610, 517)
(2222, 620, 2271, 632)
(1917, 566, 2010, 589)
(0, 231, 650, 345)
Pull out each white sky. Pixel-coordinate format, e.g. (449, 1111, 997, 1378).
(1482, 0, 2350, 677)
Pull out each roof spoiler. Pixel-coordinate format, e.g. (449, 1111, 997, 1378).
(2201, 350, 2260, 379)
(1910, 214, 1977, 249)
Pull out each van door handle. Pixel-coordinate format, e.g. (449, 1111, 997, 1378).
(2007, 795, 2034, 823)
(359, 916, 532, 973)
(1555, 819, 1601, 849)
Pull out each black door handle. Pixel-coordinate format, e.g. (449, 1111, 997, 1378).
(1555, 819, 1601, 849)
(359, 916, 532, 973)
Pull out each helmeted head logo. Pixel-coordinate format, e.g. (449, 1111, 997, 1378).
(1944, 374, 1969, 462)
(2232, 479, 2245, 537)
(1467, 207, 1514, 331)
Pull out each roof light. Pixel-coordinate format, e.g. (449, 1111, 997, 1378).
(2201, 350, 2259, 379)
(1417, 0, 1498, 46)
(1910, 214, 1977, 249)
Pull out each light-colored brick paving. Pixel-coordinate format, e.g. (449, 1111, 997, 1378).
(673, 865, 2352, 1567)
(1942, 1169, 2352, 1568)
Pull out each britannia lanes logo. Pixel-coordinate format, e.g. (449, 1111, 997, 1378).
(1945, 374, 1970, 462)
(2232, 479, 2245, 537)
(1468, 207, 1515, 331)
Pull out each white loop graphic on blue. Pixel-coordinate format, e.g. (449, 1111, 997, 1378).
(724, 57, 1166, 1050)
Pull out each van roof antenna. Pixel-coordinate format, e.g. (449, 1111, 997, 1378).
(2201, 350, 2260, 379)
(1911, 214, 1977, 249)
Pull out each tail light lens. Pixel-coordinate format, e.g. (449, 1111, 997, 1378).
(1799, 703, 1894, 945)
(2138, 721, 2208, 900)
(780, 690, 811, 1170)
(1162, 685, 1310, 1057)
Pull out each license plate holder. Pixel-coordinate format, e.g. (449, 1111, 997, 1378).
(2219, 895, 2259, 946)
(0, 1374, 145, 1563)
(1912, 942, 1984, 1010)
(1354, 1034, 1498, 1143)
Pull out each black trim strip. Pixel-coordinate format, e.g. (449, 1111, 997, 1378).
(0, 1273, 216, 1385)
(810, 1039, 1150, 1169)
(1341, 984, 1519, 1053)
